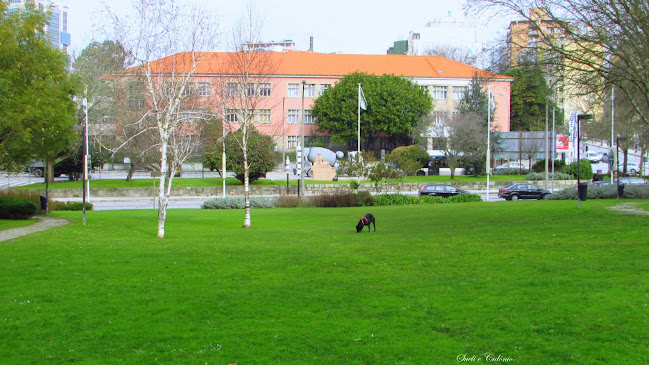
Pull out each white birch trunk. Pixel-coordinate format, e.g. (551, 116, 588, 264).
(157, 129, 169, 238)
(242, 122, 251, 228)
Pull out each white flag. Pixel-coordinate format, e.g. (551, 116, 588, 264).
(359, 85, 368, 111)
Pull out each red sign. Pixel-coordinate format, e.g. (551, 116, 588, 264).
(556, 136, 569, 150)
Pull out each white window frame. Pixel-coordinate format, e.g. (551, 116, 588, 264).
(304, 109, 315, 124)
(452, 86, 467, 100)
(287, 109, 299, 124)
(432, 86, 448, 100)
(288, 83, 299, 98)
(226, 82, 239, 97)
(319, 84, 330, 95)
(304, 84, 316, 97)
(259, 83, 271, 97)
(197, 82, 211, 97)
(226, 109, 239, 123)
(256, 109, 271, 124)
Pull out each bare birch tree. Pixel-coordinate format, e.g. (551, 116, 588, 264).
(103, 0, 220, 238)
(225, 3, 276, 228)
(465, 0, 649, 125)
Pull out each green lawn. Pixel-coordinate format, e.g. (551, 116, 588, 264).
(0, 218, 36, 231)
(17, 174, 529, 190)
(1, 200, 647, 364)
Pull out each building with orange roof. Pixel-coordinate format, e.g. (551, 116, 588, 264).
(112, 50, 511, 153)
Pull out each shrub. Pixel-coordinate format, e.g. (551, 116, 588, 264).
(563, 159, 593, 179)
(275, 195, 303, 208)
(547, 184, 649, 200)
(532, 159, 565, 173)
(384, 145, 429, 176)
(354, 191, 374, 207)
(448, 194, 483, 203)
(525, 172, 573, 181)
(493, 168, 530, 175)
(374, 194, 420, 206)
(0, 196, 38, 219)
(49, 201, 94, 211)
(374, 193, 483, 206)
(349, 180, 360, 190)
(202, 197, 276, 209)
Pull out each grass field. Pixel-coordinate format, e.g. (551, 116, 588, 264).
(16, 174, 529, 190)
(1, 200, 647, 364)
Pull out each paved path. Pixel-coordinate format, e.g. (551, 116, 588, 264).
(0, 217, 69, 243)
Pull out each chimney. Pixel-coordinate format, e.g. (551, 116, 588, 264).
(309, 36, 313, 52)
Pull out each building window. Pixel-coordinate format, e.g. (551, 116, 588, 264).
(226, 109, 238, 123)
(432, 86, 448, 100)
(226, 82, 239, 97)
(452, 86, 467, 100)
(320, 84, 330, 95)
(128, 83, 146, 109)
(197, 82, 211, 97)
(419, 85, 429, 93)
(256, 109, 271, 123)
(304, 110, 315, 124)
(259, 83, 271, 97)
(245, 83, 256, 97)
(287, 109, 299, 124)
(304, 84, 316, 97)
(288, 83, 299, 97)
(432, 111, 448, 125)
(287, 136, 298, 149)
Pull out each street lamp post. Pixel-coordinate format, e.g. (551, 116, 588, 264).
(577, 114, 593, 208)
(300, 80, 306, 194)
(617, 136, 627, 200)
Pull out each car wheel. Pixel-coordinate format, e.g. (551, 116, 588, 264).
(511, 194, 519, 201)
(630, 169, 637, 174)
(540, 194, 549, 200)
(33, 168, 43, 177)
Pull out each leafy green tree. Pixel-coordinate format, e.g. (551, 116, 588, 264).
(0, 2, 81, 175)
(504, 65, 556, 131)
(385, 145, 430, 176)
(457, 73, 491, 121)
(313, 72, 433, 150)
(205, 126, 277, 184)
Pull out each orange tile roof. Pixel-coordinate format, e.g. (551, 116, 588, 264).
(126, 51, 511, 80)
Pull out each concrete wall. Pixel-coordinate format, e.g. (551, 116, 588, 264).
(42, 180, 577, 199)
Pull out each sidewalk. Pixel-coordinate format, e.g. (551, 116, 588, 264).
(0, 217, 68, 243)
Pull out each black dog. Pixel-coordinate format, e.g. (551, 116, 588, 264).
(356, 213, 376, 233)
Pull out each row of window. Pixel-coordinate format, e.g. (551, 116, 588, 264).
(131, 81, 465, 100)
(420, 85, 468, 100)
(225, 109, 315, 124)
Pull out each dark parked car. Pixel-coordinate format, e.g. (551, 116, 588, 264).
(419, 184, 470, 197)
(498, 183, 551, 201)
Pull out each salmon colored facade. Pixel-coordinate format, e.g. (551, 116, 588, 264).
(126, 51, 512, 152)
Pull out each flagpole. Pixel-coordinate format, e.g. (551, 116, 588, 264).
(486, 85, 491, 202)
(357, 83, 361, 182)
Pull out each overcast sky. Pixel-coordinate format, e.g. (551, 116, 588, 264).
(62, 0, 510, 56)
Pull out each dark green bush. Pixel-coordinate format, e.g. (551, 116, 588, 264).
(354, 191, 374, 207)
(563, 159, 593, 179)
(49, 201, 94, 211)
(0, 196, 38, 219)
(374, 194, 420, 206)
(532, 159, 565, 173)
(448, 194, 484, 203)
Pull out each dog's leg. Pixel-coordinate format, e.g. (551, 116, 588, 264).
(372, 220, 376, 232)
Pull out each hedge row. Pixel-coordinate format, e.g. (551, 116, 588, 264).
(548, 184, 649, 200)
(0, 196, 38, 219)
(202, 192, 482, 209)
